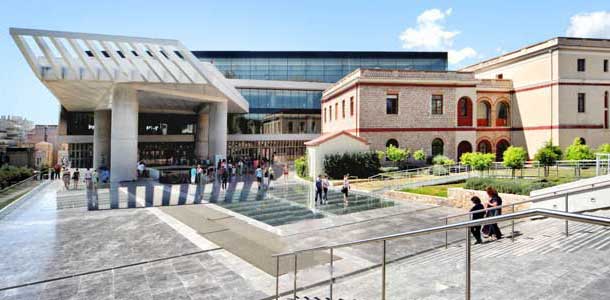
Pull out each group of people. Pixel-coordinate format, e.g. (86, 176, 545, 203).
(254, 163, 277, 190)
(56, 167, 109, 191)
(314, 174, 350, 205)
(469, 187, 504, 244)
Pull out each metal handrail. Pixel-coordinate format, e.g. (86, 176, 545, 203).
(441, 177, 610, 221)
(272, 209, 610, 300)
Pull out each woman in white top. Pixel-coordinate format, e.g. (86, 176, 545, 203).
(342, 174, 350, 204)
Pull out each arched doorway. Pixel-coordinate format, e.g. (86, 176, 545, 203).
(457, 141, 472, 160)
(431, 138, 444, 157)
(578, 137, 586, 145)
(495, 139, 510, 161)
(496, 102, 510, 126)
(477, 140, 492, 153)
(457, 97, 473, 126)
(386, 139, 399, 148)
(477, 100, 491, 127)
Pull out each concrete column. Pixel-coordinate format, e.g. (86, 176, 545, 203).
(208, 101, 228, 158)
(93, 110, 111, 169)
(110, 86, 138, 183)
(195, 106, 209, 160)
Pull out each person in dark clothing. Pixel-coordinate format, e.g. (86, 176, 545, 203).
(469, 196, 485, 244)
(485, 187, 503, 240)
(314, 175, 323, 205)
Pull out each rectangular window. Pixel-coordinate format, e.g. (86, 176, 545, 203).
(578, 93, 586, 113)
(577, 58, 586, 72)
(329, 106, 332, 121)
(386, 94, 398, 114)
(604, 59, 608, 72)
(342, 100, 345, 118)
(335, 103, 338, 119)
(431, 95, 443, 115)
(350, 97, 354, 116)
(323, 108, 327, 123)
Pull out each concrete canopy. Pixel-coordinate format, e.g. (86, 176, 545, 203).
(9, 27, 249, 113)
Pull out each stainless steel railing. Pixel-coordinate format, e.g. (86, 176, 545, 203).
(272, 209, 610, 300)
(440, 177, 610, 247)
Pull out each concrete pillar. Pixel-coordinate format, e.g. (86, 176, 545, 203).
(195, 106, 209, 160)
(208, 101, 228, 158)
(110, 86, 138, 183)
(93, 110, 111, 169)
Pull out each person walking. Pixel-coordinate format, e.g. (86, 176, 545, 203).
(53, 164, 61, 180)
(322, 175, 330, 204)
(267, 165, 275, 189)
(315, 175, 323, 205)
(72, 169, 80, 190)
(283, 164, 289, 184)
(62, 169, 71, 190)
(469, 196, 485, 244)
(255, 165, 263, 190)
(485, 187, 503, 240)
(196, 164, 203, 184)
(84, 168, 93, 188)
(341, 174, 350, 204)
(190, 166, 197, 184)
(263, 166, 270, 189)
(220, 166, 228, 190)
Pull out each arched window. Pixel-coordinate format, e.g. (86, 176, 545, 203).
(578, 137, 586, 145)
(477, 101, 491, 127)
(431, 138, 444, 157)
(477, 140, 492, 154)
(496, 102, 510, 126)
(457, 141, 473, 160)
(386, 139, 399, 148)
(457, 97, 473, 126)
(495, 139, 510, 161)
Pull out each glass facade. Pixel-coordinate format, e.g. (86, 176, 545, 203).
(66, 112, 94, 135)
(194, 51, 447, 83)
(68, 143, 93, 168)
(138, 113, 196, 135)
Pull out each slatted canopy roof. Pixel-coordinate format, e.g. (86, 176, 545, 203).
(9, 27, 249, 113)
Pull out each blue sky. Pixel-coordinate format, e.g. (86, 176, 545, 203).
(1, 0, 609, 124)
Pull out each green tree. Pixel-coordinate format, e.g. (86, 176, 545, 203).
(534, 141, 562, 177)
(503, 146, 527, 178)
(413, 149, 426, 162)
(432, 155, 455, 166)
(385, 145, 408, 166)
(565, 138, 594, 177)
(596, 143, 610, 154)
(461, 152, 494, 171)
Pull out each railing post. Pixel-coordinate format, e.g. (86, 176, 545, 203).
(329, 248, 334, 300)
(511, 203, 516, 242)
(275, 256, 280, 300)
(382, 240, 387, 300)
(445, 217, 449, 249)
(565, 194, 569, 237)
(465, 228, 471, 300)
(293, 254, 298, 300)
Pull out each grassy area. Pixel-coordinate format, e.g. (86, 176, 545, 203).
(400, 182, 465, 198)
(0, 189, 32, 210)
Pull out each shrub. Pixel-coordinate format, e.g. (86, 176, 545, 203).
(294, 156, 308, 178)
(0, 165, 33, 189)
(565, 138, 594, 160)
(534, 141, 562, 177)
(386, 145, 409, 164)
(597, 143, 610, 154)
(323, 151, 381, 179)
(460, 152, 494, 171)
(413, 149, 426, 162)
(379, 166, 400, 173)
(431, 165, 449, 176)
(464, 177, 553, 196)
(503, 146, 527, 177)
(432, 155, 455, 166)
(375, 150, 386, 162)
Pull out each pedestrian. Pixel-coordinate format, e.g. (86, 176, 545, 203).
(283, 164, 289, 183)
(341, 174, 350, 204)
(84, 168, 93, 188)
(268, 165, 274, 189)
(221, 166, 228, 190)
(62, 169, 71, 190)
(53, 164, 61, 180)
(196, 164, 203, 184)
(255, 166, 263, 190)
(190, 165, 197, 184)
(263, 166, 270, 189)
(485, 187, 504, 240)
(314, 175, 323, 204)
(137, 161, 145, 177)
(322, 175, 330, 203)
(469, 196, 485, 244)
(72, 168, 80, 190)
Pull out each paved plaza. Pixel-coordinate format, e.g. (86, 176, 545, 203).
(1, 177, 609, 299)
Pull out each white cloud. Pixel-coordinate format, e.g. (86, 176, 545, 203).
(399, 8, 476, 65)
(566, 11, 610, 38)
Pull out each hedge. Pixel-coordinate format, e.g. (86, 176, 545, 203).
(323, 151, 380, 179)
(464, 177, 555, 196)
(0, 165, 33, 189)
